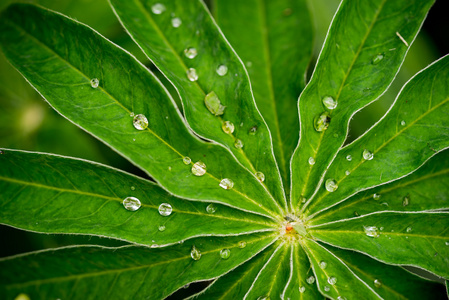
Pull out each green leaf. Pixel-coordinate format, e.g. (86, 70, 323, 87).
(303, 53, 449, 218)
(290, 0, 435, 211)
(309, 212, 449, 279)
(0, 233, 276, 299)
(213, 0, 314, 191)
(311, 149, 449, 225)
(0, 149, 276, 246)
(0, 3, 284, 219)
(108, 0, 287, 211)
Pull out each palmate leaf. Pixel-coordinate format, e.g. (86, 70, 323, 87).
(213, 0, 314, 192)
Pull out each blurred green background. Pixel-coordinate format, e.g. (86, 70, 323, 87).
(0, 0, 447, 290)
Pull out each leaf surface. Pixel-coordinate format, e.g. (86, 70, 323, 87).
(213, 0, 313, 191)
(109, 0, 287, 210)
(290, 0, 435, 211)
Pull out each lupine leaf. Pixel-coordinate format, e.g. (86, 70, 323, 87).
(108, 0, 287, 211)
(213, 0, 314, 192)
(290, 0, 435, 211)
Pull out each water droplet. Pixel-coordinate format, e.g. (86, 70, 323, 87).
(372, 53, 384, 65)
(363, 149, 374, 160)
(151, 3, 166, 14)
(322, 96, 337, 110)
(133, 114, 149, 130)
(191, 161, 206, 176)
(306, 275, 315, 284)
(129, 112, 135, 117)
(14, 294, 30, 300)
(158, 225, 166, 232)
(158, 203, 173, 216)
(183, 283, 190, 289)
(374, 279, 382, 288)
(255, 171, 265, 182)
(249, 126, 258, 135)
(354, 211, 359, 216)
(184, 47, 198, 59)
(234, 139, 244, 149)
(346, 155, 352, 161)
(216, 65, 228, 76)
(400, 120, 406, 126)
(171, 17, 182, 28)
(220, 248, 231, 259)
(345, 170, 350, 176)
(300, 196, 307, 203)
(186, 68, 199, 81)
(325, 179, 338, 192)
(130, 186, 135, 191)
(122, 196, 141, 211)
(299, 286, 306, 293)
(191, 245, 201, 261)
(183, 156, 191, 165)
(246, 61, 253, 68)
(219, 178, 234, 190)
(337, 297, 346, 300)
(324, 285, 331, 292)
(222, 121, 235, 134)
(402, 195, 410, 206)
(206, 204, 216, 214)
(90, 78, 99, 88)
(314, 112, 330, 132)
(238, 241, 247, 248)
(364, 225, 380, 238)
(406, 226, 412, 232)
(444, 241, 449, 246)
(319, 261, 327, 269)
(373, 193, 381, 200)
(204, 91, 226, 116)
(328, 276, 337, 285)
(308, 157, 315, 165)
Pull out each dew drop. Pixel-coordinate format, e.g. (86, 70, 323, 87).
(90, 78, 99, 88)
(204, 91, 226, 116)
(308, 157, 315, 165)
(328, 276, 337, 285)
(151, 3, 166, 14)
(322, 96, 337, 110)
(363, 149, 374, 160)
(402, 195, 410, 206)
(219, 178, 234, 190)
(401, 120, 406, 126)
(133, 114, 149, 130)
(325, 179, 338, 192)
(220, 248, 231, 259)
(372, 53, 384, 65)
(206, 204, 217, 214)
(216, 65, 228, 76)
(234, 139, 244, 149)
(374, 279, 382, 288)
(222, 121, 235, 134)
(255, 171, 265, 182)
(373, 193, 381, 200)
(346, 155, 352, 161)
(324, 285, 331, 292)
(406, 226, 412, 233)
(158, 225, 166, 232)
(445, 241, 449, 246)
(171, 17, 182, 28)
(364, 225, 380, 238)
(183, 156, 191, 165)
(129, 112, 135, 117)
(238, 241, 247, 248)
(122, 196, 141, 211)
(246, 61, 253, 68)
(191, 245, 201, 261)
(158, 203, 173, 216)
(345, 170, 350, 176)
(249, 126, 258, 135)
(319, 261, 327, 269)
(299, 286, 306, 293)
(130, 186, 135, 191)
(191, 161, 206, 176)
(184, 47, 198, 59)
(314, 112, 330, 132)
(186, 68, 199, 81)
(306, 275, 315, 284)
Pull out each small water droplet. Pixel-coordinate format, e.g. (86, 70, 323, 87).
(186, 68, 199, 81)
(337, 297, 346, 300)
(306, 275, 315, 284)
(216, 65, 228, 76)
(380, 202, 389, 206)
(406, 226, 412, 233)
(444, 241, 449, 246)
(158, 203, 173, 216)
(364, 226, 380, 238)
(328, 276, 337, 285)
(324, 285, 331, 292)
(314, 112, 330, 132)
(183, 283, 190, 289)
(130, 186, 135, 191)
(255, 171, 265, 182)
(322, 96, 337, 110)
(346, 155, 352, 161)
(246, 61, 253, 68)
(184, 47, 198, 59)
(191, 245, 201, 261)
(171, 17, 182, 28)
(204, 91, 226, 116)
(308, 157, 315, 165)
(183, 156, 191, 165)
(158, 225, 166, 232)
(363, 149, 374, 160)
(402, 195, 410, 206)
(206, 204, 216, 214)
(129, 112, 135, 117)
(222, 121, 235, 134)
(191, 161, 206, 176)
(90, 78, 99, 88)
(122, 197, 141, 211)
(325, 179, 338, 192)
(345, 170, 350, 176)
(372, 53, 384, 65)
(319, 261, 327, 269)
(374, 279, 382, 288)
(373, 193, 381, 200)
(299, 286, 306, 293)
(234, 139, 244, 149)
(151, 3, 166, 14)
(220, 248, 231, 259)
(219, 178, 234, 190)
(400, 120, 406, 126)
(249, 126, 258, 135)
(133, 114, 149, 130)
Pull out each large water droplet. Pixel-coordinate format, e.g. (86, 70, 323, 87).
(308, 157, 315, 165)
(158, 225, 166, 232)
(400, 120, 406, 126)
(374, 279, 382, 288)
(319, 261, 327, 269)
(186, 68, 199, 81)
(314, 112, 330, 132)
(216, 65, 228, 76)
(402, 195, 410, 206)
(346, 155, 352, 161)
(234, 139, 244, 149)
(373, 193, 381, 200)
(306, 275, 315, 284)
(222, 121, 235, 134)
(325, 179, 338, 192)
(133, 114, 149, 130)
(322, 96, 337, 110)
(151, 3, 166, 14)
(219, 178, 234, 190)
(158, 203, 173, 216)
(184, 47, 197, 59)
(204, 91, 226, 116)
(299, 286, 306, 293)
(363, 149, 374, 160)
(183, 156, 191, 165)
(171, 17, 182, 28)
(328, 276, 337, 285)
(220, 248, 231, 259)
(122, 196, 141, 211)
(255, 171, 265, 182)
(249, 126, 258, 135)
(191, 245, 201, 261)
(191, 161, 206, 176)
(90, 78, 99, 88)
(372, 53, 384, 65)
(324, 285, 331, 292)
(364, 225, 380, 238)
(206, 204, 216, 214)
